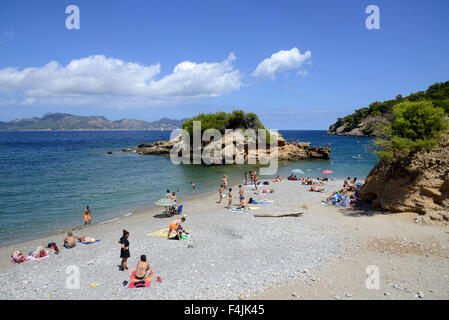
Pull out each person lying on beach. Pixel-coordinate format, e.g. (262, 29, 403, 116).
(227, 188, 233, 209)
(77, 236, 96, 244)
(134, 255, 150, 280)
(33, 247, 48, 259)
(309, 186, 324, 192)
(63, 232, 76, 249)
(167, 216, 186, 240)
(118, 230, 130, 271)
(11, 250, 27, 263)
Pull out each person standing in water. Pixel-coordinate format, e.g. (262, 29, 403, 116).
(222, 175, 228, 189)
(244, 172, 248, 185)
(118, 230, 130, 271)
(83, 206, 91, 225)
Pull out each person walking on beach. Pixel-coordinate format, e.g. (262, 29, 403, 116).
(118, 230, 130, 271)
(167, 216, 186, 240)
(83, 206, 91, 225)
(239, 184, 244, 202)
(218, 184, 224, 203)
(227, 188, 233, 209)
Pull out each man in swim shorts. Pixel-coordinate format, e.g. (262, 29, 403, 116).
(63, 232, 76, 249)
(167, 216, 186, 240)
(83, 206, 91, 224)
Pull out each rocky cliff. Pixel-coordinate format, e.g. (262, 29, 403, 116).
(359, 131, 449, 223)
(123, 130, 331, 162)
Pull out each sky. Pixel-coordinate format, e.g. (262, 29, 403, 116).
(0, 0, 448, 129)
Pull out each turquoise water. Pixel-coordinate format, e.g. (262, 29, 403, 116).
(0, 130, 377, 246)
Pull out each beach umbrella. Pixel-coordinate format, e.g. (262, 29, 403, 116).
(321, 170, 333, 174)
(291, 169, 304, 175)
(155, 198, 176, 206)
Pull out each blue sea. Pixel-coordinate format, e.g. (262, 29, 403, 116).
(0, 130, 377, 246)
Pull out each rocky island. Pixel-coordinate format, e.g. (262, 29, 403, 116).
(123, 111, 330, 162)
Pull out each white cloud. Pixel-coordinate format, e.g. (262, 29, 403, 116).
(252, 47, 311, 80)
(0, 54, 242, 107)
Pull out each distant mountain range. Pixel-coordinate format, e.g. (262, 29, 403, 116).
(0, 113, 188, 130)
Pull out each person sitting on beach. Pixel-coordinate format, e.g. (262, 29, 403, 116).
(83, 206, 91, 225)
(118, 230, 130, 271)
(167, 216, 186, 240)
(63, 232, 76, 249)
(238, 196, 248, 210)
(227, 188, 233, 209)
(343, 177, 351, 188)
(134, 255, 150, 280)
(169, 192, 177, 214)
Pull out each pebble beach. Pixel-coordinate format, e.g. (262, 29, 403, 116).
(1, 178, 448, 300)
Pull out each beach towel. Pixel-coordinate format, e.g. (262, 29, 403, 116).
(248, 206, 260, 210)
(147, 228, 193, 238)
(251, 199, 273, 204)
(77, 239, 101, 245)
(128, 268, 153, 288)
(229, 208, 247, 213)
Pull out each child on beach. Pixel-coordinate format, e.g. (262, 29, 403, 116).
(118, 230, 130, 271)
(227, 188, 233, 209)
(167, 216, 187, 240)
(218, 184, 224, 203)
(83, 206, 91, 225)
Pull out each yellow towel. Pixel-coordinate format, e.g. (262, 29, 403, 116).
(147, 228, 193, 238)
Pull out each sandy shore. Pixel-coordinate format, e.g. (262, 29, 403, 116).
(1, 179, 448, 300)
